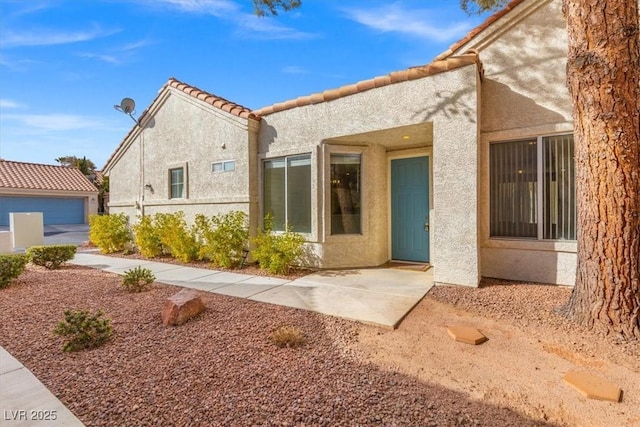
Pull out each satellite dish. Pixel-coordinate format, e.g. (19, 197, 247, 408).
(119, 98, 136, 114)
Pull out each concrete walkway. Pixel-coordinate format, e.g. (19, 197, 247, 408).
(1, 252, 433, 426)
(70, 252, 434, 328)
(1, 347, 83, 426)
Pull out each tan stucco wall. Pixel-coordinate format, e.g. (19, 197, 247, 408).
(456, 0, 577, 285)
(107, 88, 258, 232)
(259, 64, 481, 286)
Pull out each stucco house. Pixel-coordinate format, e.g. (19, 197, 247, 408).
(0, 160, 99, 226)
(104, 0, 577, 287)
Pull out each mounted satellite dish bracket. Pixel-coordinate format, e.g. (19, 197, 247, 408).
(114, 97, 140, 125)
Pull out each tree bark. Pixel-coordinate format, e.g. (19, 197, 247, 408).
(558, 0, 640, 340)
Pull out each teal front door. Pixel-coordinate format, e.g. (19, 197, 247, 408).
(391, 156, 429, 262)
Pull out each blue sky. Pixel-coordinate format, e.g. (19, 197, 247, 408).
(0, 0, 491, 169)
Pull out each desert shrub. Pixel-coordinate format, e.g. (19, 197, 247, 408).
(195, 211, 249, 268)
(26, 245, 76, 270)
(121, 266, 155, 292)
(0, 254, 29, 289)
(153, 212, 200, 262)
(252, 215, 305, 275)
(132, 215, 163, 258)
(271, 325, 307, 348)
(53, 309, 112, 352)
(89, 213, 132, 254)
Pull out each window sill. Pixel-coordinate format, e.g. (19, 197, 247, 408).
(484, 237, 577, 253)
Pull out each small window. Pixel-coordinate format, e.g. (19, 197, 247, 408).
(331, 154, 362, 234)
(169, 167, 185, 199)
(212, 160, 235, 173)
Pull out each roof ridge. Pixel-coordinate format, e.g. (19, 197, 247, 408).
(166, 77, 258, 120)
(434, 0, 527, 60)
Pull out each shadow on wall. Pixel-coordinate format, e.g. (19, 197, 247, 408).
(259, 122, 278, 152)
(481, 79, 567, 132)
(412, 86, 478, 124)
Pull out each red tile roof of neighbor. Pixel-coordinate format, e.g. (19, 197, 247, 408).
(0, 160, 98, 192)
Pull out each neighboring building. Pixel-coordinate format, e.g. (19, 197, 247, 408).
(0, 160, 99, 226)
(104, 0, 577, 287)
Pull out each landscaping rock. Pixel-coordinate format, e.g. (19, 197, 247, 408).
(162, 289, 205, 326)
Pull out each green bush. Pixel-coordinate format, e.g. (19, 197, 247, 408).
(53, 309, 112, 352)
(89, 213, 132, 254)
(26, 245, 76, 270)
(153, 212, 199, 262)
(251, 215, 305, 275)
(132, 215, 163, 258)
(195, 211, 249, 268)
(121, 266, 155, 292)
(0, 254, 29, 289)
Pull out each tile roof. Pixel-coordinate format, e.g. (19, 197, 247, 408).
(0, 160, 98, 193)
(434, 0, 526, 60)
(167, 78, 258, 120)
(253, 52, 481, 116)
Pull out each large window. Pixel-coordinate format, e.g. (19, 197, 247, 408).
(263, 154, 311, 232)
(490, 134, 575, 240)
(330, 154, 361, 234)
(169, 167, 185, 199)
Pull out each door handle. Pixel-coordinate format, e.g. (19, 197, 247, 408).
(424, 222, 429, 232)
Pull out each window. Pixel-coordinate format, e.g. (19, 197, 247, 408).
(212, 160, 235, 173)
(263, 154, 311, 232)
(330, 154, 361, 234)
(169, 167, 185, 199)
(490, 134, 575, 240)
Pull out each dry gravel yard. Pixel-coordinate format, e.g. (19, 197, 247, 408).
(1, 264, 639, 426)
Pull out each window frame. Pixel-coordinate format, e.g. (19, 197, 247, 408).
(212, 160, 236, 173)
(262, 153, 312, 233)
(489, 133, 575, 242)
(168, 163, 188, 200)
(330, 153, 362, 235)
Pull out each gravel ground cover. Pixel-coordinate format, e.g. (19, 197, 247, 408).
(3, 262, 640, 426)
(0, 265, 555, 426)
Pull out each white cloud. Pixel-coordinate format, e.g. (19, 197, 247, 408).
(0, 99, 26, 109)
(342, 3, 473, 42)
(282, 65, 308, 75)
(1, 24, 121, 48)
(76, 52, 121, 64)
(2, 114, 106, 131)
(235, 15, 317, 40)
(139, 0, 240, 17)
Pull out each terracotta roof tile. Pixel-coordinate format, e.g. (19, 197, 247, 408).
(253, 52, 481, 116)
(166, 78, 258, 120)
(0, 160, 98, 192)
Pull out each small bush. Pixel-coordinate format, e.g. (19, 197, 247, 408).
(89, 213, 132, 254)
(121, 266, 155, 292)
(0, 254, 29, 289)
(195, 211, 249, 269)
(132, 215, 163, 258)
(153, 212, 200, 262)
(54, 309, 112, 352)
(26, 245, 76, 270)
(271, 325, 307, 348)
(252, 215, 305, 275)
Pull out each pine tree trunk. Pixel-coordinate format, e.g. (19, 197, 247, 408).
(558, 0, 640, 339)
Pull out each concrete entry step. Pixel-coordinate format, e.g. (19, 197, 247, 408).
(447, 324, 488, 345)
(563, 370, 622, 402)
